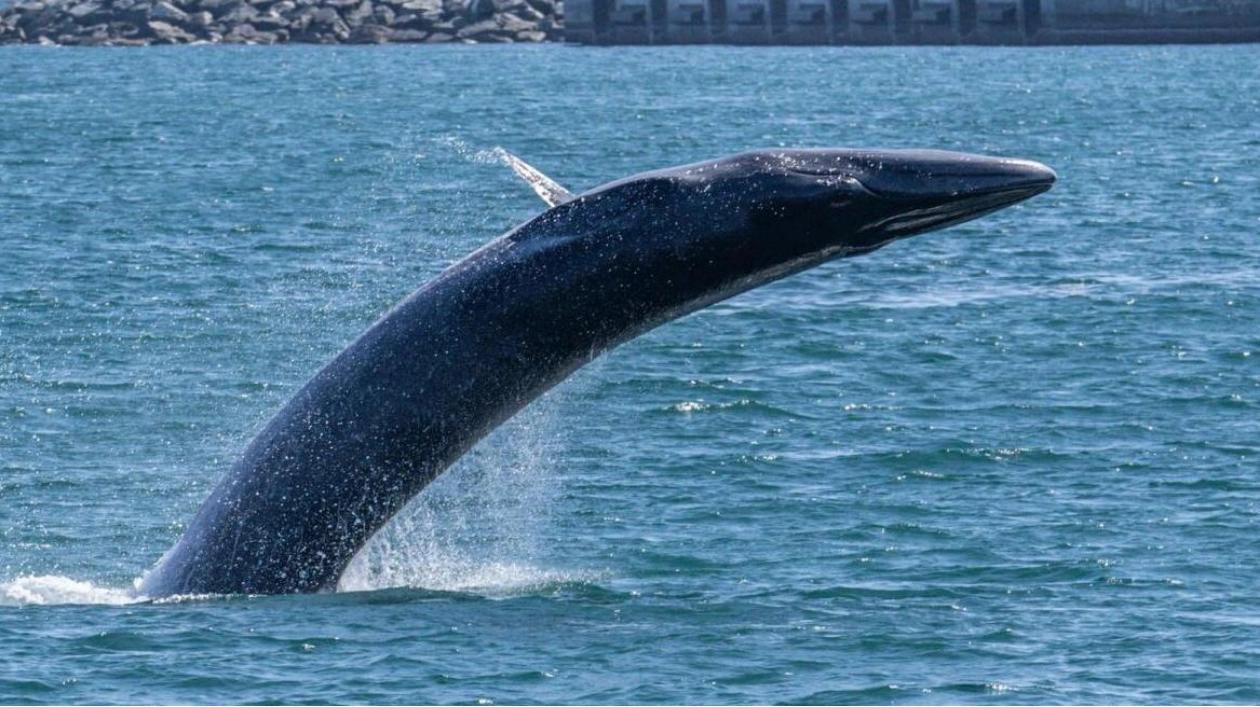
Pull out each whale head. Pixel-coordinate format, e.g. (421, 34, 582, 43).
(517, 148, 1055, 328)
(653, 148, 1055, 264)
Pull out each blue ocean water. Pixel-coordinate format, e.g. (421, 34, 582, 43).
(1, 43, 1259, 704)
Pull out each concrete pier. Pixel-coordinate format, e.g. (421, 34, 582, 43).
(566, 0, 1260, 42)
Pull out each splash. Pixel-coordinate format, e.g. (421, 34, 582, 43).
(434, 135, 512, 167)
(0, 575, 137, 606)
(338, 395, 574, 596)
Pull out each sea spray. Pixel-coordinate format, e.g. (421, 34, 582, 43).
(337, 393, 570, 595)
(0, 576, 135, 607)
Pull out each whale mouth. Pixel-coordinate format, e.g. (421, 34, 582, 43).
(877, 176, 1056, 239)
(862, 157, 1057, 239)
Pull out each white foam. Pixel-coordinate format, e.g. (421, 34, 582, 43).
(0, 575, 138, 606)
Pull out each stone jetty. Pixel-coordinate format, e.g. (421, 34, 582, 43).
(0, 0, 563, 44)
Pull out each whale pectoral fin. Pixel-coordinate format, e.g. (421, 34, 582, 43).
(499, 149, 575, 207)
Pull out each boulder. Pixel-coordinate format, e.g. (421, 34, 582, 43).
(494, 11, 533, 31)
(514, 28, 543, 40)
(347, 22, 387, 40)
(505, 2, 543, 20)
(341, 0, 373, 25)
(454, 15, 494, 36)
(108, 20, 143, 36)
(310, 6, 339, 22)
(430, 16, 462, 29)
(398, 0, 439, 13)
(222, 20, 278, 40)
(308, 7, 348, 37)
(251, 13, 288, 29)
(220, 2, 259, 22)
(522, 0, 553, 15)
(146, 18, 195, 40)
(196, 0, 237, 11)
(149, 1, 190, 22)
(186, 10, 213, 25)
(385, 26, 425, 39)
(389, 12, 427, 28)
(67, 2, 103, 21)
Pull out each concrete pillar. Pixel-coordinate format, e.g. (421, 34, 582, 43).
(784, 0, 834, 43)
(664, 0, 713, 41)
(726, 0, 772, 41)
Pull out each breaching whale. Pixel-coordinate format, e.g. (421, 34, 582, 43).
(138, 149, 1055, 597)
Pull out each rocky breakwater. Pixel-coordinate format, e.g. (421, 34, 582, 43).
(0, 0, 562, 44)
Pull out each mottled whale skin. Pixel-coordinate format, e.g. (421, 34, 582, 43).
(139, 149, 1055, 597)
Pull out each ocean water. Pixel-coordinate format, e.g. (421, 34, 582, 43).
(1, 43, 1259, 704)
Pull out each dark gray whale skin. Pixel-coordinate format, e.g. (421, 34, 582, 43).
(138, 149, 1054, 597)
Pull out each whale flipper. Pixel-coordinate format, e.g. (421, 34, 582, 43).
(499, 150, 574, 207)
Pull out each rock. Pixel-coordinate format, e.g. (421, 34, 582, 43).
(372, 4, 394, 24)
(385, 26, 425, 40)
(286, 7, 313, 29)
(186, 10, 212, 25)
(347, 22, 386, 40)
(341, 0, 372, 26)
(196, 0, 237, 12)
(398, 0, 439, 12)
(222, 20, 278, 40)
(424, 28, 450, 40)
(147, 18, 195, 40)
(514, 28, 543, 40)
(271, 1, 297, 14)
(310, 6, 339, 23)
(252, 13, 288, 29)
(220, 2, 259, 22)
(109, 20, 143, 35)
(455, 15, 494, 36)
(307, 6, 348, 38)
(522, 0, 552, 15)
(430, 16, 462, 29)
(67, 2, 103, 21)
(494, 11, 533, 30)
(507, 2, 543, 20)
(149, 1, 190, 22)
(389, 12, 427, 28)
(466, 0, 492, 19)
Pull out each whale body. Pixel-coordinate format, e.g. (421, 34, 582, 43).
(139, 149, 1055, 597)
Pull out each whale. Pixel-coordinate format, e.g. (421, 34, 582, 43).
(138, 148, 1055, 597)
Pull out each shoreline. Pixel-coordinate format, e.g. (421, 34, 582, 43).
(0, 0, 563, 45)
(3, 0, 1259, 45)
